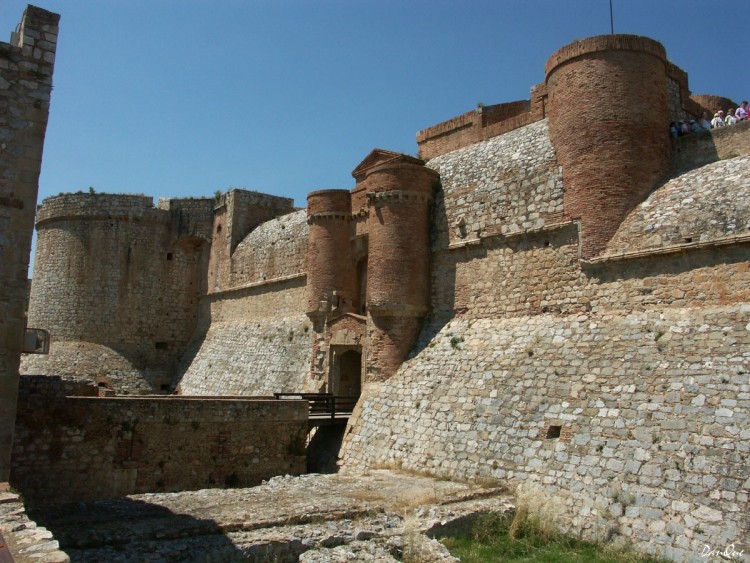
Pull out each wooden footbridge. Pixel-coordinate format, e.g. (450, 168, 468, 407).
(273, 393, 359, 427)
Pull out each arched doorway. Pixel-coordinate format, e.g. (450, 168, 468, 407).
(330, 347, 362, 399)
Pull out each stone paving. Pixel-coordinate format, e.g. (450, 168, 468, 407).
(3, 471, 512, 562)
(0, 487, 68, 563)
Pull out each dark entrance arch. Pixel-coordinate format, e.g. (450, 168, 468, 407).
(330, 348, 361, 399)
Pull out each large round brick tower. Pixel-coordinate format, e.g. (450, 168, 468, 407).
(23, 193, 209, 393)
(545, 35, 671, 257)
(364, 161, 438, 380)
(305, 190, 356, 320)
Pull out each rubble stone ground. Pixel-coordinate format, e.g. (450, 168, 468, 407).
(1, 470, 513, 562)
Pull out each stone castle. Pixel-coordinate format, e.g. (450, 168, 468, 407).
(2, 7, 750, 561)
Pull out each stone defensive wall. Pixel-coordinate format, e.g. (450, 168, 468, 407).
(208, 189, 295, 292)
(340, 67, 750, 559)
(176, 209, 314, 395)
(340, 307, 750, 561)
(672, 120, 750, 173)
(23, 192, 214, 394)
(416, 99, 542, 160)
(10, 376, 308, 507)
(230, 208, 308, 286)
(0, 5, 59, 482)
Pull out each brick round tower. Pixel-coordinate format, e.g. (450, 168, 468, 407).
(365, 161, 438, 380)
(305, 190, 355, 319)
(545, 35, 671, 257)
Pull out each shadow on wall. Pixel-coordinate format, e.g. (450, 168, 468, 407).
(28, 497, 248, 561)
(409, 181, 472, 358)
(671, 121, 750, 175)
(586, 245, 750, 285)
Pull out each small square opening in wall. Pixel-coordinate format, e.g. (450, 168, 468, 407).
(546, 425, 562, 439)
(166, 253, 173, 261)
(154, 341, 168, 350)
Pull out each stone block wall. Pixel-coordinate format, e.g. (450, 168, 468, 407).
(11, 376, 308, 507)
(340, 307, 750, 561)
(340, 107, 750, 560)
(22, 193, 212, 393)
(176, 276, 314, 395)
(0, 5, 59, 481)
(671, 121, 750, 174)
(231, 209, 307, 287)
(208, 190, 295, 292)
(427, 119, 564, 250)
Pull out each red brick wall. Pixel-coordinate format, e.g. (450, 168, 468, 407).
(546, 35, 671, 258)
(691, 94, 738, 116)
(417, 101, 538, 160)
(306, 190, 356, 316)
(365, 162, 437, 379)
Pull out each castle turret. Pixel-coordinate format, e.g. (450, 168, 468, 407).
(305, 190, 356, 320)
(364, 160, 437, 380)
(545, 35, 671, 257)
(23, 193, 212, 393)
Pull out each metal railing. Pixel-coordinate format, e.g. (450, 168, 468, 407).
(273, 392, 359, 422)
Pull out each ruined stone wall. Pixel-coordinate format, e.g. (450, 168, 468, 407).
(0, 5, 59, 481)
(22, 193, 210, 393)
(10, 376, 308, 507)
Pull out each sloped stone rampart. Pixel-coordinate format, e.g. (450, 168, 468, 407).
(427, 120, 563, 250)
(231, 209, 307, 287)
(177, 274, 311, 393)
(606, 156, 750, 254)
(339, 307, 750, 561)
(176, 315, 314, 395)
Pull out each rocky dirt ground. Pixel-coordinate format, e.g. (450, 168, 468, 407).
(1, 470, 514, 562)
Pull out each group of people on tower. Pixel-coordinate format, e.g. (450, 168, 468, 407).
(670, 100, 748, 137)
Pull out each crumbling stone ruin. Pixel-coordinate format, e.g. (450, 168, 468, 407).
(1, 8, 749, 560)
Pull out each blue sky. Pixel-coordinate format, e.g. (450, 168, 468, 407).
(2, 0, 747, 212)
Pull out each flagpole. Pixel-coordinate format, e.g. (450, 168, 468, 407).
(610, 0, 614, 34)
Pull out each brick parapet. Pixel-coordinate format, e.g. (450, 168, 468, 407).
(544, 34, 667, 76)
(417, 100, 539, 160)
(690, 94, 738, 116)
